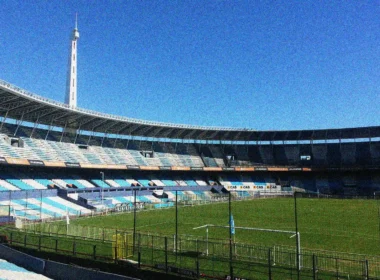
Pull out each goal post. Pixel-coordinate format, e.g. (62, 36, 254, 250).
(193, 224, 301, 270)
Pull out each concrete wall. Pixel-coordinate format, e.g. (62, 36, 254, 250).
(44, 260, 137, 280)
(0, 245, 138, 280)
(0, 244, 45, 274)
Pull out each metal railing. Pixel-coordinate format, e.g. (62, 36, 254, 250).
(2, 227, 379, 280)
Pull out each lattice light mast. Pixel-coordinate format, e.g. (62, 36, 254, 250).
(65, 15, 79, 108)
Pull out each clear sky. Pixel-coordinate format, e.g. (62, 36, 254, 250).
(0, 1, 379, 131)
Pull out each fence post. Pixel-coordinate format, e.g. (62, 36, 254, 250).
(151, 235, 154, 266)
(55, 239, 58, 252)
(165, 236, 168, 273)
(93, 245, 96, 260)
(335, 258, 339, 279)
(138, 233, 141, 256)
(196, 257, 200, 278)
(312, 254, 317, 280)
(10, 232, 12, 245)
(38, 235, 41, 251)
(24, 234, 27, 247)
(268, 248, 272, 280)
(114, 246, 118, 263)
(138, 251, 141, 268)
(365, 259, 369, 280)
(73, 241, 76, 256)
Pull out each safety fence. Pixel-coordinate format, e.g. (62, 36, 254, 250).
(1, 190, 287, 224)
(2, 225, 379, 280)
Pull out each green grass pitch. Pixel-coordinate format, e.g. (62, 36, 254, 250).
(69, 197, 379, 256)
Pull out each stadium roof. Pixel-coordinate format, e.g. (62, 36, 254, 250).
(1, 79, 380, 141)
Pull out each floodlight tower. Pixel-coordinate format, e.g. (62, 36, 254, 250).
(65, 14, 80, 108)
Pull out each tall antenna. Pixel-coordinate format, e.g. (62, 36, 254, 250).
(65, 14, 80, 108)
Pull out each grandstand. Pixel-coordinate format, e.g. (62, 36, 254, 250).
(0, 79, 378, 224)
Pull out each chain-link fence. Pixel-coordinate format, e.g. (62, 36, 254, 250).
(2, 226, 379, 280)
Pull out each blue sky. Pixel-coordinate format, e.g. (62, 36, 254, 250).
(0, 1, 379, 131)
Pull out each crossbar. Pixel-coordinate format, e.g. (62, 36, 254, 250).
(193, 224, 295, 234)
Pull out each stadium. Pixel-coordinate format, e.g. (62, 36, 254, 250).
(0, 7, 379, 280)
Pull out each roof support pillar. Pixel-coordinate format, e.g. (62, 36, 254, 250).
(74, 124, 81, 144)
(60, 122, 68, 142)
(113, 137, 118, 148)
(30, 116, 41, 138)
(101, 132, 108, 147)
(45, 120, 54, 140)
(0, 110, 9, 133)
(125, 136, 130, 149)
(87, 131, 95, 146)
(14, 112, 25, 136)
(138, 138, 142, 149)
(152, 139, 156, 150)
